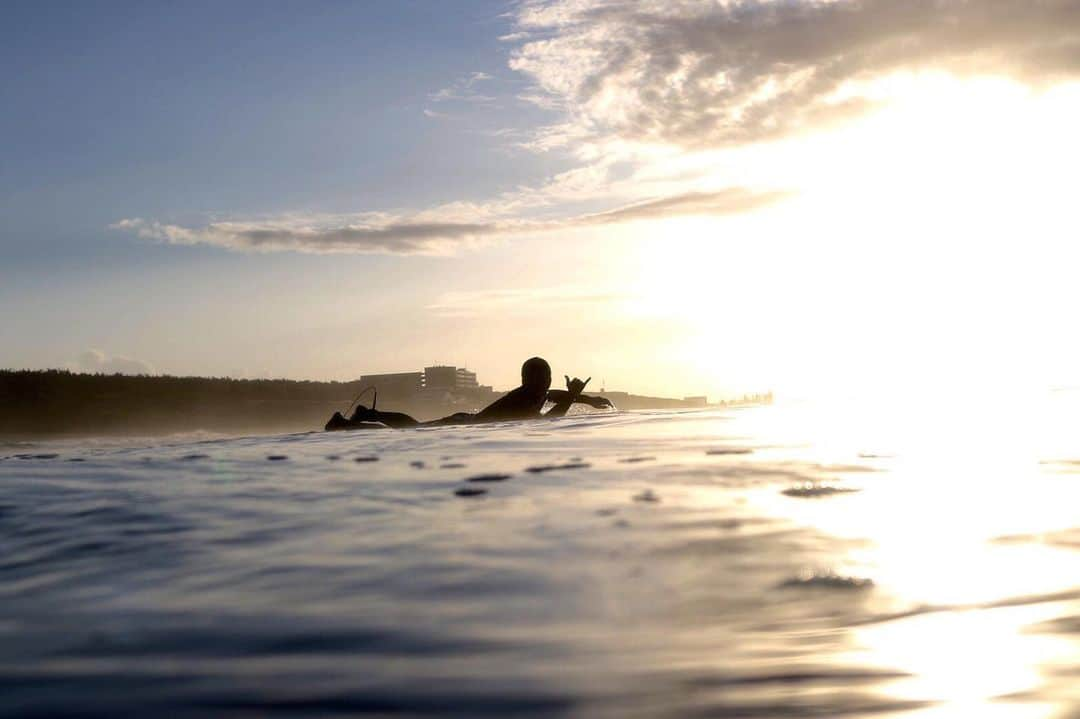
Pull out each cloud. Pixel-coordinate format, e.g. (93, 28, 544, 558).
(127, 1, 1070, 257)
(74, 349, 155, 375)
(429, 70, 497, 104)
(576, 188, 793, 225)
(112, 188, 789, 255)
(510, 0, 1080, 148)
(112, 217, 501, 255)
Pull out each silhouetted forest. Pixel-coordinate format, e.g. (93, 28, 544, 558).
(0, 370, 365, 437)
(1, 369, 765, 438)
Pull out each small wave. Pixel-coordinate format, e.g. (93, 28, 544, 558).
(992, 528, 1080, 549)
(1030, 614, 1080, 635)
(812, 462, 880, 473)
(683, 665, 907, 689)
(466, 474, 512, 483)
(1039, 459, 1080, 473)
(782, 483, 860, 498)
(525, 462, 590, 473)
(855, 587, 1080, 627)
(779, 571, 874, 590)
(454, 487, 487, 497)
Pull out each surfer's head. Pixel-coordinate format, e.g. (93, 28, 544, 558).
(521, 357, 552, 394)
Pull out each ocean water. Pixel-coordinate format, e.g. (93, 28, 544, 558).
(1, 402, 1078, 718)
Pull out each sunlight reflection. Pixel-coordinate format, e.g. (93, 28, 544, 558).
(849, 604, 1076, 718)
(734, 396, 1080, 716)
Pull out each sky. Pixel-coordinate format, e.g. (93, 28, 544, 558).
(3, 0, 1080, 400)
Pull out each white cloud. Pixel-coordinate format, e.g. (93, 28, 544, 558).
(112, 188, 788, 255)
(429, 70, 497, 104)
(114, 1, 1079, 259)
(112, 217, 500, 255)
(575, 188, 792, 226)
(509, 0, 1080, 148)
(74, 349, 155, 376)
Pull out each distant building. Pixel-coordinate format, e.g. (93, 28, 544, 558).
(683, 395, 708, 407)
(423, 365, 478, 391)
(358, 371, 423, 398)
(456, 367, 478, 389)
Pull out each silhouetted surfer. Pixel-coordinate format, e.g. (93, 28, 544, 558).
(325, 357, 612, 430)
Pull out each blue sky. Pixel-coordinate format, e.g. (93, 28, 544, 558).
(2, 1, 556, 267)
(0, 1, 580, 388)
(4, 1, 1080, 398)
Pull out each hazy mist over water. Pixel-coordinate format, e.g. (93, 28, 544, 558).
(2, 401, 1078, 717)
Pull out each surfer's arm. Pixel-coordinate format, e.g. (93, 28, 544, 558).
(544, 376, 590, 418)
(547, 390, 613, 409)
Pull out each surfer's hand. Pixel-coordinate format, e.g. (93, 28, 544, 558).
(565, 376, 590, 397)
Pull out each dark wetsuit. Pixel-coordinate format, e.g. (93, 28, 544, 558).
(329, 386, 592, 430)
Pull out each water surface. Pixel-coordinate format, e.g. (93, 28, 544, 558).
(2, 404, 1078, 717)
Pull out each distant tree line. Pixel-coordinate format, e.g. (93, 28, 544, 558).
(0, 370, 366, 437)
(0, 369, 768, 439)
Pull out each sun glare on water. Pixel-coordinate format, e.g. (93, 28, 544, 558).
(732, 388, 1080, 717)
